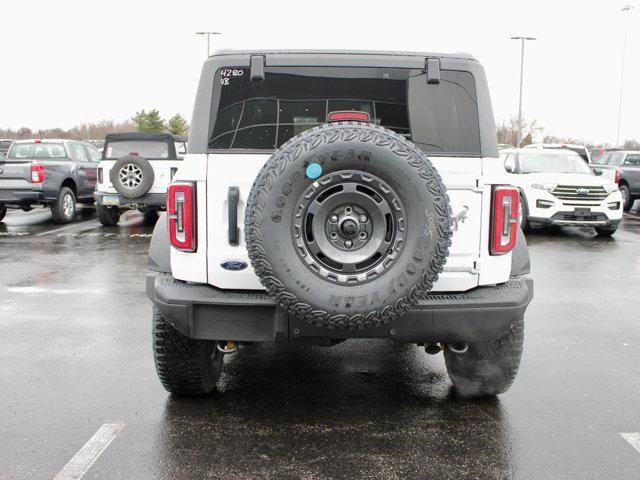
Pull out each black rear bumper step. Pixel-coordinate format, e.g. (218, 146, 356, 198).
(146, 272, 533, 343)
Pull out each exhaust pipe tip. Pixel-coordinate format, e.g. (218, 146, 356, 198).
(425, 343, 442, 355)
(216, 340, 238, 355)
(448, 342, 469, 355)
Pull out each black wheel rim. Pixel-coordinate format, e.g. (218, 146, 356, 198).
(293, 170, 406, 285)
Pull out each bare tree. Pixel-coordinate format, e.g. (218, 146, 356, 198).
(623, 139, 640, 150)
(542, 134, 595, 148)
(0, 120, 135, 140)
(496, 116, 541, 147)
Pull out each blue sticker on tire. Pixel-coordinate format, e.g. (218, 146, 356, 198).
(306, 163, 322, 179)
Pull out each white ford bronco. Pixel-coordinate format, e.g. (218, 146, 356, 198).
(146, 50, 533, 397)
(94, 132, 187, 225)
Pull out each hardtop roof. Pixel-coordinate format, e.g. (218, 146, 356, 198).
(502, 148, 581, 156)
(210, 49, 478, 62)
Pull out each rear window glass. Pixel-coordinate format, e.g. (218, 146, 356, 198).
(104, 141, 170, 159)
(546, 146, 588, 162)
(625, 154, 640, 165)
(175, 142, 187, 157)
(208, 66, 480, 155)
(8, 142, 67, 158)
(519, 153, 592, 174)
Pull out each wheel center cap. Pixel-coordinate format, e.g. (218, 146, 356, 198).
(340, 219, 358, 237)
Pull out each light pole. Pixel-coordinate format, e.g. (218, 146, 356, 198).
(195, 31, 221, 57)
(616, 5, 633, 147)
(511, 36, 536, 147)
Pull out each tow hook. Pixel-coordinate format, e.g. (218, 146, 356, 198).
(216, 340, 238, 354)
(447, 342, 469, 354)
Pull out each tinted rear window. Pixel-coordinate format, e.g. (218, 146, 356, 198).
(8, 142, 67, 158)
(104, 141, 171, 159)
(546, 146, 588, 162)
(625, 154, 640, 165)
(208, 66, 480, 155)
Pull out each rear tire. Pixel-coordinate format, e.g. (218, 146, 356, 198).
(97, 204, 121, 226)
(595, 225, 617, 237)
(143, 209, 159, 224)
(51, 187, 76, 224)
(152, 308, 224, 395)
(620, 184, 633, 211)
(0, 204, 6, 222)
(444, 318, 524, 397)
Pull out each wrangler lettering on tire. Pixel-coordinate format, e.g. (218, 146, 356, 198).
(245, 122, 452, 329)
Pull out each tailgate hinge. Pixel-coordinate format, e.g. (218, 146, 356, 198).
(250, 55, 265, 81)
(425, 57, 441, 84)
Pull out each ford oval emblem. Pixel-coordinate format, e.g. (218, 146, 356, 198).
(221, 260, 248, 271)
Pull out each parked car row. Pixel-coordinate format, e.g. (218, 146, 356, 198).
(0, 134, 187, 223)
(0, 134, 631, 237)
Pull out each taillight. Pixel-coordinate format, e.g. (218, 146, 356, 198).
(31, 163, 45, 184)
(491, 186, 519, 255)
(97, 167, 103, 183)
(615, 169, 621, 184)
(167, 182, 196, 252)
(327, 110, 370, 123)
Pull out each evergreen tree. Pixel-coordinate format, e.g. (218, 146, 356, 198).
(167, 114, 189, 136)
(132, 109, 166, 132)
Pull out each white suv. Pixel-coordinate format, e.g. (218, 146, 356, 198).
(501, 149, 622, 235)
(94, 132, 187, 225)
(146, 50, 533, 398)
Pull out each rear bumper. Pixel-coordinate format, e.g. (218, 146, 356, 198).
(146, 271, 534, 344)
(529, 212, 621, 227)
(0, 190, 44, 206)
(94, 191, 165, 208)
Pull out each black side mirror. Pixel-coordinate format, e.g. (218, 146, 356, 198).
(505, 164, 514, 173)
(592, 167, 603, 176)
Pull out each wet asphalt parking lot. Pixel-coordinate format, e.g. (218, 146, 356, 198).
(1, 206, 640, 480)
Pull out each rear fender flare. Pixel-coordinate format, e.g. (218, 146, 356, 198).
(148, 213, 171, 273)
(510, 227, 530, 277)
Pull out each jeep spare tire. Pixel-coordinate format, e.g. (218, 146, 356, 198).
(245, 122, 452, 329)
(110, 155, 155, 199)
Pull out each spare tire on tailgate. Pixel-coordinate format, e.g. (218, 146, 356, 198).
(110, 155, 155, 199)
(245, 122, 452, 329)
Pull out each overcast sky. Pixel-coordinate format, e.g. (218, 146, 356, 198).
(1, 0, 638, 145)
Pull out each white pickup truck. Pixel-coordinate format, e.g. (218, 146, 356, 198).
(146, 50, 533, 398)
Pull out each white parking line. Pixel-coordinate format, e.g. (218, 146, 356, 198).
(35, 220, 99, 237)
(621, 433, 640, 454)
(53, 423, 124, 480)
